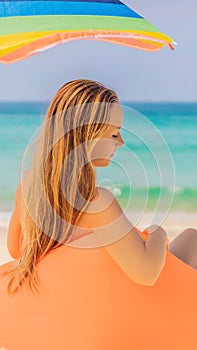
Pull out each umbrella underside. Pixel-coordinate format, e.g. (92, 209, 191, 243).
(0, 0, 174, 63)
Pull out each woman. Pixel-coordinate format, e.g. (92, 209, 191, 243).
(0, 79, 197, 349)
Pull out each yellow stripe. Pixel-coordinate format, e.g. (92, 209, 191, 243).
(129, 30, 173, 42)
(0, 32, 54, 56)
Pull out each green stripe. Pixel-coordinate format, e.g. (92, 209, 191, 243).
(0, 16, 160, 35)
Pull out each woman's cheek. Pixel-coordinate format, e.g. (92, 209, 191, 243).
(91, 138, 115, 161)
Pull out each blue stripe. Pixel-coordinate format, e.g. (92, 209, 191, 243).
(0, 0, 125, 3)
(0, 1, 142, 18)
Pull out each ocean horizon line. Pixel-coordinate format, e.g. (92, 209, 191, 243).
(0, 100, 197, 105)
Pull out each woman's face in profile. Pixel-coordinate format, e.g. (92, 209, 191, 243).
(91, 104, 124, 167)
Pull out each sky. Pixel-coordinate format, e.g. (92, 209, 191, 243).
(0, 0, 197, 102)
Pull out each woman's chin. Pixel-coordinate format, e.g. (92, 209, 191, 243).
(92, 158, 111, 167)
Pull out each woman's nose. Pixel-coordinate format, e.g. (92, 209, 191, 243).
(117, 133, 124, 147)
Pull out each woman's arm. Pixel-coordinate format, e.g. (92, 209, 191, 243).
(78, 187, 168, 286)
(7, 183, 23, 260)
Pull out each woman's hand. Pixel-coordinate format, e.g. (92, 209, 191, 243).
(144, 225, 167, 235)
(144, 225, 170, 252)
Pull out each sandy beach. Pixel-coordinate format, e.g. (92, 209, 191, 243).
(1, 210, 196, 265)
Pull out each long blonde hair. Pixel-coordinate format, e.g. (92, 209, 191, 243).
(7, 79, 118, 294)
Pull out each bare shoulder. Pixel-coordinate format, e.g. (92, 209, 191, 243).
(79, 186, 132, 230)
(16, 169, 32, 196)
(83, 187, 126, 226)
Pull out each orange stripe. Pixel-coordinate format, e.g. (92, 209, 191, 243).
(0, 31, 169, 63)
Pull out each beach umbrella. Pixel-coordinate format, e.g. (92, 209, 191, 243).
(0, 0, 175, 64)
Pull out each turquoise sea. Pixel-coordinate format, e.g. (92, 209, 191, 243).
(0, 102, 197, 212)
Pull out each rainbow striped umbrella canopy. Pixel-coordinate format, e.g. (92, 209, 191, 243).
(0, 0, 175, 64)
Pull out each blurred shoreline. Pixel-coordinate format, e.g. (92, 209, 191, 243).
(1, 210, 196, 265)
